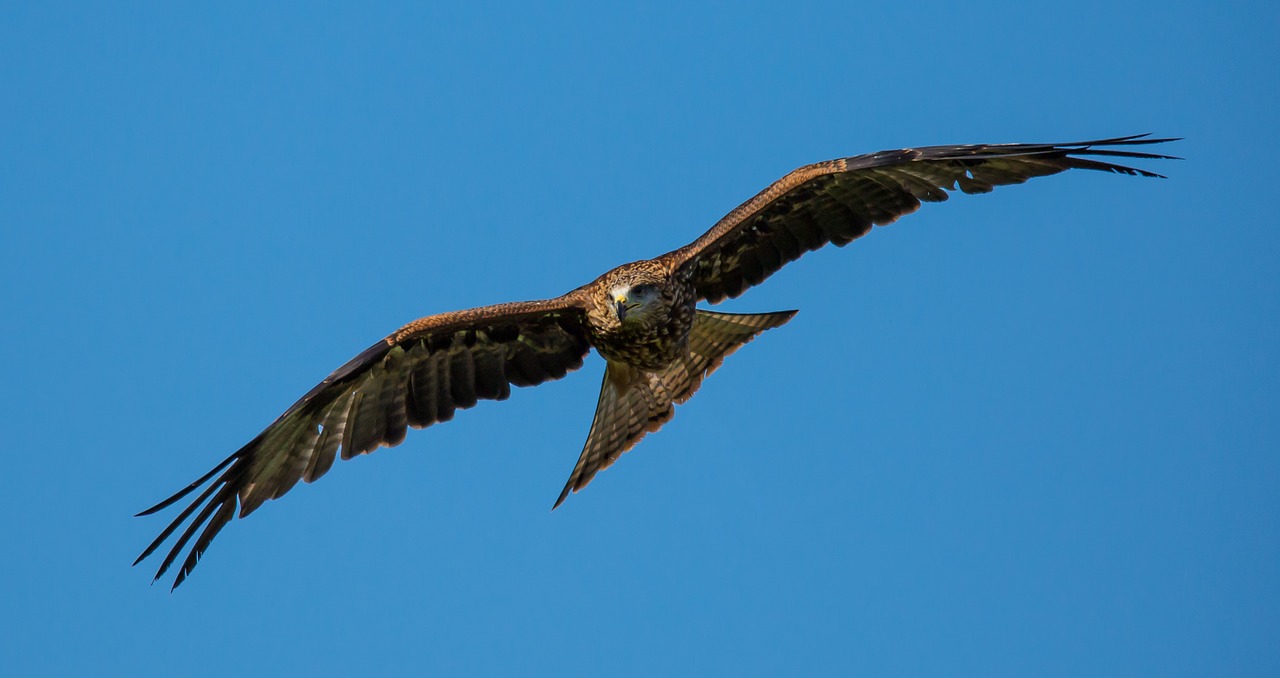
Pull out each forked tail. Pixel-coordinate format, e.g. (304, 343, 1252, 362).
(553, 308, 797, 508)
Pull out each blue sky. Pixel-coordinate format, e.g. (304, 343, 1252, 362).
(3, 2, 1277, 676)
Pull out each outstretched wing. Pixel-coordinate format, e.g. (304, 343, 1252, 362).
(136, 297, 591, 589)
(662, 135, 1178, 303)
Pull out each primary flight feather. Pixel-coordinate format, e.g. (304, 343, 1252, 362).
(136, 134, 1177, 589)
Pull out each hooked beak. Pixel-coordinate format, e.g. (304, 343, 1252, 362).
(615, 296, 628, 322)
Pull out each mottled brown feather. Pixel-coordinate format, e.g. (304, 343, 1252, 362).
(662, 135, 1177, 303)
(134, 296, 592, 589)
(553, 309, 796, 508)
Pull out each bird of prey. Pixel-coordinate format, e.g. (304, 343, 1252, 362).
(136, 134, 1176, 589)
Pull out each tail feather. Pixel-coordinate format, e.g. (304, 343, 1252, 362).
(552, 309, 796, 508)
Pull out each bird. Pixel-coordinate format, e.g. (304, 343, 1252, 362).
(135, 134, 1177, 589)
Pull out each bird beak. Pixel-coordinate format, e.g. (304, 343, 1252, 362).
(615, 296, 628, 322)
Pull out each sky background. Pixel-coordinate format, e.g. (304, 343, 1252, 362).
(3, 2, 1277, 676)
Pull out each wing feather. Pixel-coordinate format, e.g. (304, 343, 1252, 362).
(302, 394, 347, 483)
(663, 135, 1177, 302)
(136, 296, 591, 589)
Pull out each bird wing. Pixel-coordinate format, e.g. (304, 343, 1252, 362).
(553, 309, 797, 508)
(136, 296, 591, 589)
(661, 135, 1177, 303)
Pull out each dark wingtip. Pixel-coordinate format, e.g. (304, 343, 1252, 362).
(135, 449, 241, 517)
(1070, 133, 1180, 147)
(1054, 135, 1181, 180)
(135, 496, 183, 518)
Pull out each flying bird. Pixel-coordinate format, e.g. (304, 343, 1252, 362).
(136, 134, 1176, 589)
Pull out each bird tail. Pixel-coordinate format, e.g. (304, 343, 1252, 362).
(552, 308, 797, 508)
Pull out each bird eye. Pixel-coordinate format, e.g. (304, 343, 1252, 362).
(633, 284, 652, 296)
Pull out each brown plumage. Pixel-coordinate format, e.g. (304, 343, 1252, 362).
(136, 134, 1177, 589)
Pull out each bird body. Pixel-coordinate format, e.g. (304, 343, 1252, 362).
(137, 135, 1176, 589)
(583, 259, 696, 370)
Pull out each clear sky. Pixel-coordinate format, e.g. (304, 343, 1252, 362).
(3, 2, 1277, 676)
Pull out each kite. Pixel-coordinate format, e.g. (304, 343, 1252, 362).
(136, 135, 1176, 588)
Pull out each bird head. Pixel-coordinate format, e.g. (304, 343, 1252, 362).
(611, 282, 660, 324)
